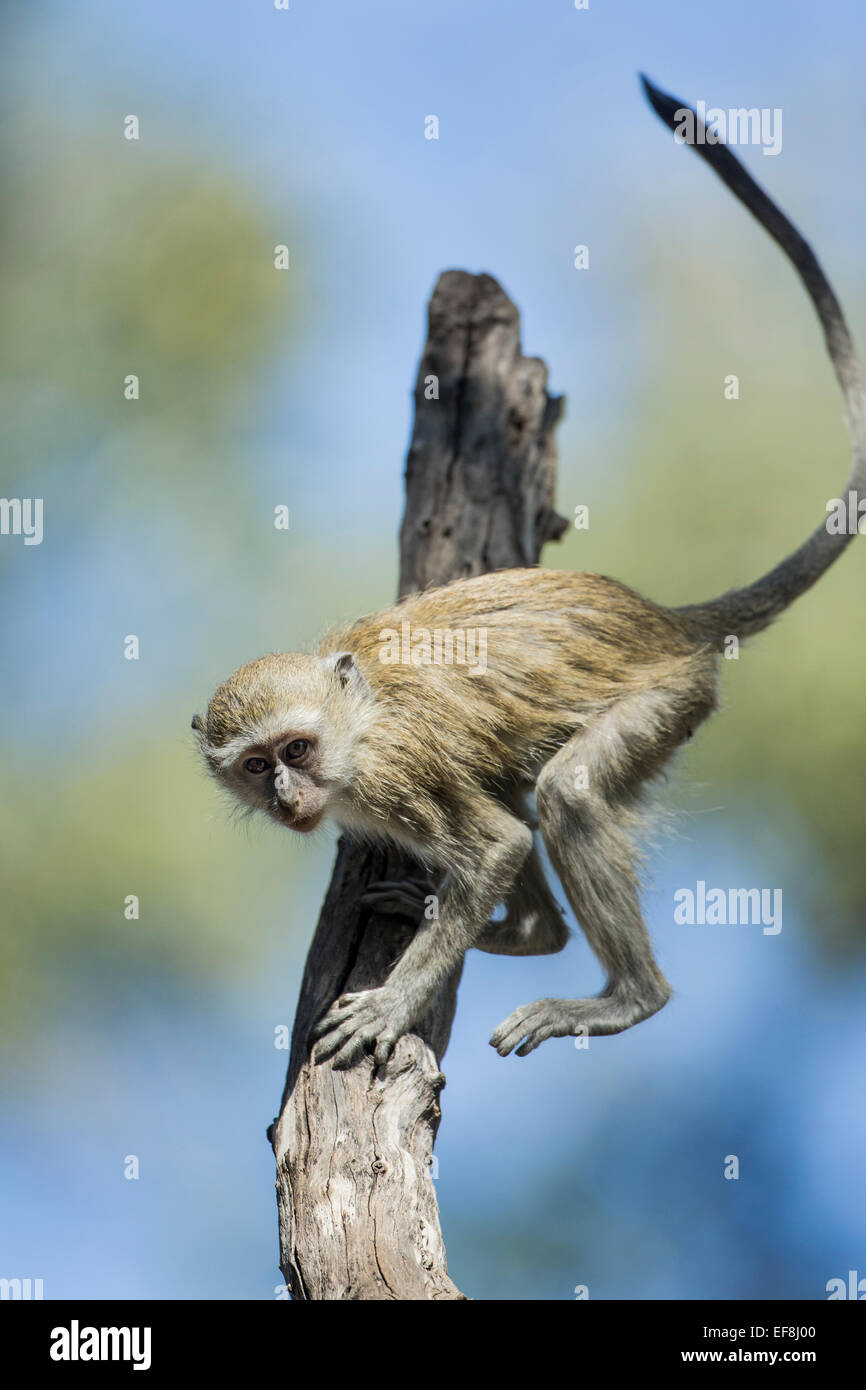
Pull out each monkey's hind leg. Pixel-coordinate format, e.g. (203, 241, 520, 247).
(490, 676, 716, 1057)
(361, 806, 569, 958)
(475, 845, 569, 957)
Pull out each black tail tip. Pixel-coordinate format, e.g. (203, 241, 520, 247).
(639, 72, 690, 132)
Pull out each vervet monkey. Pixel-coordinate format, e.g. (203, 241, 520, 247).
(193, 78, 865, 1068)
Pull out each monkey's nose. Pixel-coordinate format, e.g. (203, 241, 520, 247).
(275, 779, 301, 813)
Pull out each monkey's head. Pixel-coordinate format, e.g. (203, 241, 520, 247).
(192, 650, 374, 833)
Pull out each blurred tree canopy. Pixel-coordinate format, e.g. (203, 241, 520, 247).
(0, 140, 292, 471)
(0, 111, 314, 1040)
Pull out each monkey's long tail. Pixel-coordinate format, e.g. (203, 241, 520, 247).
(641, 74, 866, 643)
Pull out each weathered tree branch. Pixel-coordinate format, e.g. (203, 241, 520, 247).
(271, 270, 567, 1301)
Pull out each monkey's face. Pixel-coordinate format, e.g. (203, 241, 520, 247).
(231, 732, 328, 832)
(192, 649, 374, 834)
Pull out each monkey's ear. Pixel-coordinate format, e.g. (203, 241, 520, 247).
(325, 651, 371, 698)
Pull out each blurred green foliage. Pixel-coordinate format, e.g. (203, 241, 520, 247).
(0, 112, 318, 1039)
(0, 728, 333, 1044)
(0, 142, 292, 468)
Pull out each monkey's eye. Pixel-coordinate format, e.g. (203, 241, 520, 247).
(284, 739, 309, 761)
(244, 757, 270, 774)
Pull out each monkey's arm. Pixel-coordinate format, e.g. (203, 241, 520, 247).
(311, 801, 534, 1068)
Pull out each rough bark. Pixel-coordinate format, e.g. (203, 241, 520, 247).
(271, 270, 567, 1301)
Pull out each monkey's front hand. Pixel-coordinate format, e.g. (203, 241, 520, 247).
(310, 987, 414, 1070)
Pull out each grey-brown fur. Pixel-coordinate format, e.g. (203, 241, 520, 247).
(193, 82, 864, 1065)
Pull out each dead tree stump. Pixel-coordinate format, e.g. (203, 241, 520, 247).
(271, 270, 567, 1300)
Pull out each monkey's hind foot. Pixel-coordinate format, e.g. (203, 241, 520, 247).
(359, 878, 433, 921)
(489, 986, 671, 1057)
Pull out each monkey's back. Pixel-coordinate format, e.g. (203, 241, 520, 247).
(323, 568, 709, 793)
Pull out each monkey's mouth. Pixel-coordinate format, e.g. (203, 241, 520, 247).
(280, 809, 324, 834)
